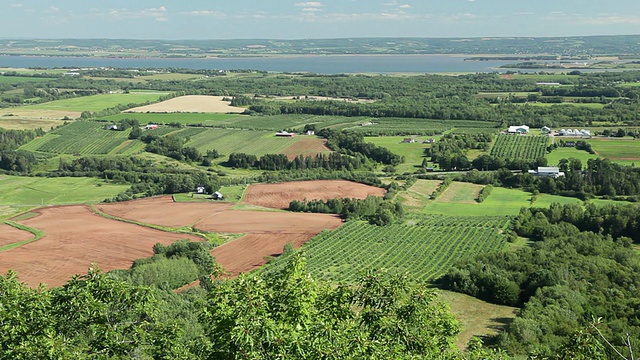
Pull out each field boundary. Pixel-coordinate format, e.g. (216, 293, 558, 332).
(0, 221, 44, 252)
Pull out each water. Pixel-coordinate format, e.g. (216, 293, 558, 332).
(0, 54, 514, 74)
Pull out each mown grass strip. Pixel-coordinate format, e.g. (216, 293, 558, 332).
(0, 221, 45, 252)
(89, 204, 240, 245)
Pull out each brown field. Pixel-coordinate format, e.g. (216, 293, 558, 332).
(125, 95, 245, 113)
(0, 117, 68, 130)
(96, 194, 343, 276)
(0, 205, 200, 287)
(96, 196, 234, 228)
(242, 180, 387, 209)
(281, 138, 331, 160)
(0, 224, 32, 247)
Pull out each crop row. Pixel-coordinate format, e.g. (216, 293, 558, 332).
(185, 128, 300, 156)
(19, 121, 130, 155)
(273, 220, 506, 283)
(490, 135, 548, 161)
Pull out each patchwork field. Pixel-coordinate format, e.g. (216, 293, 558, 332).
(242, 180, 387, 209)
(16, 92, 169, 113)
(125, 95, 245, 113)
(398, 179, 441, 210)
(0, 117, 67, 130)
(0, 205, 200, 287)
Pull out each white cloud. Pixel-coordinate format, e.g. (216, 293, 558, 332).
(399, 4, 411, 8)
(295, 2, 322, 7)
(108, 6, 168, 22)
(10, 3, 23, 8)
(185, 10, 226, 17)
(302, 7, 324, 12)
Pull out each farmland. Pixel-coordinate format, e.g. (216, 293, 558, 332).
(546, 146, 598, 167)
(101, 112, 246, 126)
(181, 128, 309, 157)
(17, 92, 169, 112)
(490, 135, 548, 162)
(274, 217, 507, 282)
(124, 95, 244, 113)
(364, 136, 432, 172)
(587, 138, 640, 166)
(19, 121, 134, 155)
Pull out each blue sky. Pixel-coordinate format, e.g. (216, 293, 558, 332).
(3, 0, 640, 39)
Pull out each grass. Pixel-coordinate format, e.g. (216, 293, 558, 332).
(435, 182, 483, 204)
(588, 138, 640, 165)
(424, 183, 584, 216)
(14, 92, 170, 112)
(365, 136, 433, 172)
(0, 76, 53, 84)
(546, 147, 598, 167)
(0, 117, 67, 131)
(397, 180, 441, 210)
(514, 102, 605, 109)
(0, 221, 44, 252)
(102, 113, 246, 126)
(0, 176, 129, 206)
(438, 290, 518, 350)
(172, 186, 247, 204)
(182, 128, 305, 157)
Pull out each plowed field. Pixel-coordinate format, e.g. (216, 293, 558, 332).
(242, 180, 386, 209)
(0, 205, 200, 287)
(125, 95, 245, 113)
(0, 224, 32, 247)
(282, 138, 331, 160)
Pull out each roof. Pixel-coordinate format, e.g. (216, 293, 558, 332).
(537, 167, 560, 173)
(508, 125, 529, 132)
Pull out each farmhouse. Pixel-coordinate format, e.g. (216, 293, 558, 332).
(528, 166, 565, 178)
(275, 131, 295, 137)
(507, 125, 529, 134)
(305, 130, 315, 136)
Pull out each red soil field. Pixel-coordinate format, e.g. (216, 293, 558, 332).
(0, 205, 199, 287)
(211, 233, 322, 276)
(194, 210, 341, 234)
(0, 224, 32, 247)
(282, 138, 331, 160)
(242, 180, 387, 209)
(96, 196, 233, 228)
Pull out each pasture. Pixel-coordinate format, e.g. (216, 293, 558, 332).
(0, 76, 52, 84)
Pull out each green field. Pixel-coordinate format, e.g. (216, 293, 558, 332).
(365, 136, 433, 172)
(102, 112, 246, 126)
(19, 121, 134, 155)
(588, 138, 640, 165)
(546, 147, 598, 167)
(278, 217, 507, 282)
(181, 128, 304, 157)
(490, 135, 548, 162)
(0, 176, 129, 208)
(348, 118, 499, 135)
(424, 184, 583, 216)
(0, 76, 52, 84)
(15, 92, 169, 112)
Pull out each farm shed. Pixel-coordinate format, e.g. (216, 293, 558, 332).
(507, 125, 529, 134)
(528, 166, 565, 178)
(275, 131, 295, 137)
(146, 124, 159, 130)
(541, 126, 551, 133)
(212, 191, 224, 200)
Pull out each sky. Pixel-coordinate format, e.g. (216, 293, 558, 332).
(2, 0, 640, 39)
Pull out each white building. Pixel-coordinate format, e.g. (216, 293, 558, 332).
(528, 166, 565, 178)
(508, 125, 530, 134)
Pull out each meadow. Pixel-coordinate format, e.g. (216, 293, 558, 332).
(0, 76, 53, 84)
(180, 128, 306, 157)
(587, 138, 640, 166)
(364, 136, 433, 172)
(16, 92, 169, 112)
(0, 175, 129, 212)
(546, 147, 598, 167)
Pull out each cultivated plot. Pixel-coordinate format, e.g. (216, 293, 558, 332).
(242, 180, 386, 209)
(125, 95, 245, 113)
(0, 205, 200, 287)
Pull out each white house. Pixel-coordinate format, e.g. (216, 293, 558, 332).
(508, 125, 530, 134)
(528, 166, 565, 178)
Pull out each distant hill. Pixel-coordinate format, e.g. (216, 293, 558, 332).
(2, 35, 640, 57)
